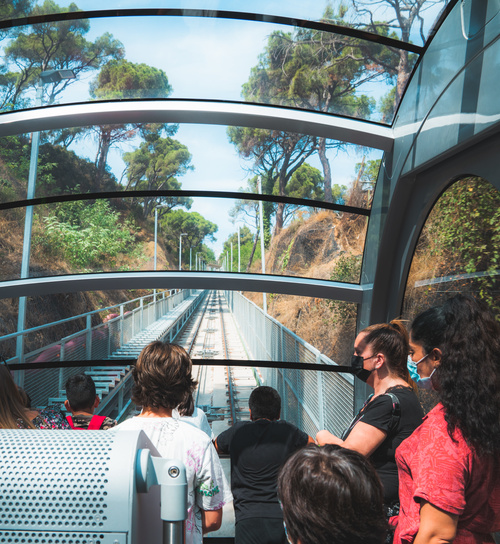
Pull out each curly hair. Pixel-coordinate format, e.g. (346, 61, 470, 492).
(0, 366, 34, 429)
(362, 319, 417, 392)
(411, 295, 500, 455)
(132, 342, 197, 410)
(278, 444, 387, 544)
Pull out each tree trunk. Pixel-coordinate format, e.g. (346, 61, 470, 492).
(246, 232, 259, 272)
(318, 137, 332, 202)
(395, 49, 410, 110)
(95, 128, 111, 189)
(275, 202, 285, 234)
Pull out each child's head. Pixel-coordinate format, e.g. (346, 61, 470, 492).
(64, 374, 99, 414)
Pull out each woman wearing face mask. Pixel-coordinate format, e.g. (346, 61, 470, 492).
(316, 320, 424, 530)
(394, 295, 500, 544)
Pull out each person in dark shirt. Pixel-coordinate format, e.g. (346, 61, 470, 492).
(316, 320, 424, 543)
(215, 386, 313, 544)
(64, 374, 116, 430)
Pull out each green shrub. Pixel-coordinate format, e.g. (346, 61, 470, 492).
(40, 200, 139, 270)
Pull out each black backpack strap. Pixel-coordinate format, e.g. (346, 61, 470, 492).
(384, 391, 401, 430)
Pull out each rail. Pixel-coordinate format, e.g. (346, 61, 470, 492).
(0, 290, 205, 413)
(0, 290, 190, 365)
(224, 290, 354, 438)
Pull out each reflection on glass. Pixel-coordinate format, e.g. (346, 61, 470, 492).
(1, 13, 410, 123)
(403, 177, 500, 320)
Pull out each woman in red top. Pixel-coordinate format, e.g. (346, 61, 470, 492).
(394, 295, 500, 544)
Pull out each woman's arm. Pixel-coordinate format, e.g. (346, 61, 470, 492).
(414, 501, 458, 544)
(316, 422, 387, 457)
(202, 508, 223, 533)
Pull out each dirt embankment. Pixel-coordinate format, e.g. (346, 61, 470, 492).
(0, 212, 165, 356)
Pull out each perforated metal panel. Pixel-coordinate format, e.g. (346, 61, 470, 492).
(0, 532, 125, 543)
(0, 430, 112, 532)
(0, 429, 162, 544)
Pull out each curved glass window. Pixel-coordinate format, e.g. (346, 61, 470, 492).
(402, 176, 500, 320)
(0, 14, 411, 123)
(0, 128, 382, 209)
(0, 197, 367, 282)
(0, 1, 450, 45)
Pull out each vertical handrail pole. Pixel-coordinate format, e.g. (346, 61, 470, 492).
(86, 314, 92, 360)
(120, 304, 124, 347)
(317, 352, 325, 432)
(258, 176, 267, 313)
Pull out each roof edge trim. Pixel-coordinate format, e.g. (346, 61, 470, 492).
(0, 272, 366, 303)
(0, 100, 394, 151)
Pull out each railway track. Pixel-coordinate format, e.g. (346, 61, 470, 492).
(175, 290, 259, 427)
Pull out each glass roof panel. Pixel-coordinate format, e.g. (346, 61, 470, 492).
(0, 15, 413, 123)
(0, 1, 453, 47)
(0, 127, 382, 210)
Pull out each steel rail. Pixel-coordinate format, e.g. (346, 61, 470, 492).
(219, 292, 237, 425)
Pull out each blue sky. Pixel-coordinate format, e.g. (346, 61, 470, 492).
(27, 1, 412, 254)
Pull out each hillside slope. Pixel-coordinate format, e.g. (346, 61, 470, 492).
(244, 210, 365, 365)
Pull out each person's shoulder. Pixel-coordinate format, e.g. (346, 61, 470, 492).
(216, 420, 251, 447)
(274, 419, 303, 431)
(366, 392, 394, 410)
(221, 420, 251, 433)
(102, 416, 117, 430)
(113, 416, 142, 430)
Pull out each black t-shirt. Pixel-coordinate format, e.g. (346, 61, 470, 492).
(216, 419, 309, 522)
(344, 386, 423, 503)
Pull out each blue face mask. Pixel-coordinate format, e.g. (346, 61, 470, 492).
(407, 356, 420, 382)
(412, 353, 437, 390)
(417, 368, 436, 390)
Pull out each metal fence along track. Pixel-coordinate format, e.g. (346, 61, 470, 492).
(224, 290, 354, 437)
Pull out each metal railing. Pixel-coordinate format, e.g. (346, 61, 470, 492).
(0, 290, 200, 409)
(225, 290, 354, 438)
(0, 290, 191, 366)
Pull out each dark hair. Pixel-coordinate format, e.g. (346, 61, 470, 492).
(278, 444, 387, 544)
(132, 342, 197, 410)
(411, 294, 500, 455)
(0, 366, 34, 429)
(249, 386, 281, 421)
(177, 392, 195, 417)
(362, 319, 416, 392)
(65, 374, 97, 412)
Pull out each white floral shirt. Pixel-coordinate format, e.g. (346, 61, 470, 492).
(114, 416, 232, 544)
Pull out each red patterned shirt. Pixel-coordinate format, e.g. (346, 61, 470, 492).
(394, 403, 500, 544)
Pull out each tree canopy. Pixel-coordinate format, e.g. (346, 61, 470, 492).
(90, 59, 174, 188)
(2, 0, 123, 109)
(159, 209, 218, 269)
(123, 132, 193, 219)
